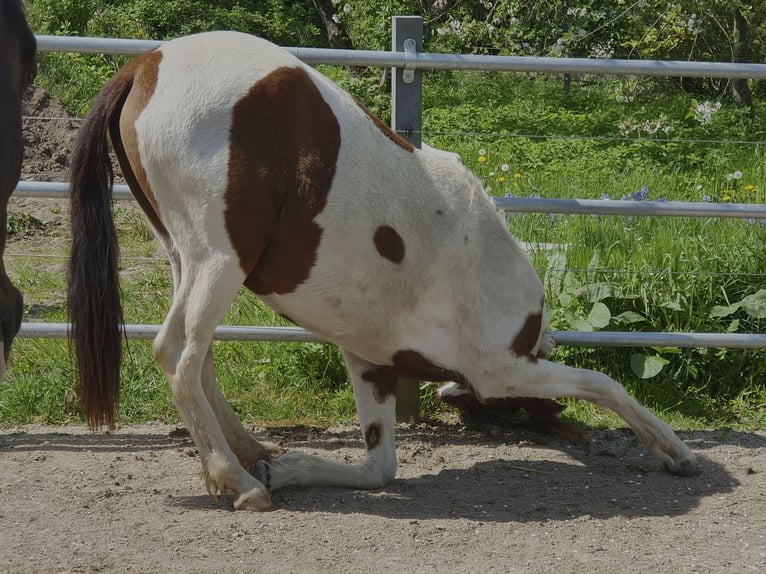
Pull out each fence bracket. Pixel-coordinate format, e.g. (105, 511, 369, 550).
(402, 38, 417, 84)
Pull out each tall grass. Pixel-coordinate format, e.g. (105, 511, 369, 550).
(2, 71, 764, 431)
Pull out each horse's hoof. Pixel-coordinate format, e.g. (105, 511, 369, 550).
(233, 486, 272, 511)
(665, 459, 703, 477)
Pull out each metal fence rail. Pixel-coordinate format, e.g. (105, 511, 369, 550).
(18, 323, 766, 349)
(14, 182, 766, 219)
(35, 34, 766, 79)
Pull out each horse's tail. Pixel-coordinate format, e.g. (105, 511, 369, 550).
(68, 67, 135, 429)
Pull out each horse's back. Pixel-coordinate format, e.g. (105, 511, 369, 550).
(118, 31, 541, 368)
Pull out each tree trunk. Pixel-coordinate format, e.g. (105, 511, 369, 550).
(311, 0, 363, 78)
(731, 5, 753, 108)
(312, 0, 354, 50)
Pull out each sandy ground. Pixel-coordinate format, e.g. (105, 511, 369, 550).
(0, 422, 764, 574)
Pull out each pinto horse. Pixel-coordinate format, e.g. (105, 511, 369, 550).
(68, 31, 699, 511)
(0, 0, 36, 377)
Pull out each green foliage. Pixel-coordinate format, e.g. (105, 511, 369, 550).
(28, 0, 98, 35)
(27, 0, 325, 114)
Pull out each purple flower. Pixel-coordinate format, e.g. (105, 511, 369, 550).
(632, 186, 650, 201)
(623, 187, 650, 201)
(702, 195, 711, 203)
(598, 193, 612, 200)
(504, 191, 516, 199)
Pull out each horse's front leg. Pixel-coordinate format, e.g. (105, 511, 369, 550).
(252, 349, 397, 491)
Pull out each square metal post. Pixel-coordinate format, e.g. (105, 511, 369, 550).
(391, 16, 423, 422)
(391, 16, 423, 149)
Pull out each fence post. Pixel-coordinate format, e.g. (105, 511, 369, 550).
(391, 15, 423, 422)
(391, 15, 423, 149)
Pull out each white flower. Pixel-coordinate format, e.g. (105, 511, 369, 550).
(479, 148, 487, 156)
(733, 170, 743, 180)
(694, 100, 721, 125)
(500, 164, 509, 172)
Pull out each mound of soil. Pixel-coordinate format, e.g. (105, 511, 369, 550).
(21, 85, 79, 183)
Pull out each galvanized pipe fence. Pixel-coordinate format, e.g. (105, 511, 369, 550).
(16, 16, 766, 356)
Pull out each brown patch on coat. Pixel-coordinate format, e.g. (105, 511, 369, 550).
(362, 368, 398, 403)
(112, 49, 168, 237)
(224, 66, 341, 295)
(352, 96, 414, 152)
(364, 423, 382, 450)
(510, 311, 543, 362)
(373, 225, 405, 264)
(386, 350, 466, 384)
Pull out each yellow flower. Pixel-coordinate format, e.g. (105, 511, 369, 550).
(722, 194, 732, 202)
(514, 172, 522, 179)
(497, 176, 506, 183)
(478, 155, 487, 163)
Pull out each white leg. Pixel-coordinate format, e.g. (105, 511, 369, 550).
(153, 255, 272, 510)
(253, 349, 398, 490)
(480, 358, 699, 475)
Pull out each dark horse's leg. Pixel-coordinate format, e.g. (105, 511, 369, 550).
(0, 0, 37, 375)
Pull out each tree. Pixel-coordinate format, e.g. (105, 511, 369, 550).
(312, 0, 354, 50)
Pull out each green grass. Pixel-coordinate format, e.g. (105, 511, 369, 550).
(2, 71, 764, 432)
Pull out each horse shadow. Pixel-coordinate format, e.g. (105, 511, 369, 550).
(256, 426, 754, 523)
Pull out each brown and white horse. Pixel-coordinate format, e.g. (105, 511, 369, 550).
(0, 0, 36, 377)
(68, 31, 699, 511)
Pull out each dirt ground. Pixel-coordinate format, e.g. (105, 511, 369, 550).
(4, 87, 765, 574)
(0, 422, 764, 574)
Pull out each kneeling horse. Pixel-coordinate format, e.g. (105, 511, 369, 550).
(68, 31, 699, 511)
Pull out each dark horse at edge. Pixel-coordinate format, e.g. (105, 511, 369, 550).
(0, 0, 36, 376)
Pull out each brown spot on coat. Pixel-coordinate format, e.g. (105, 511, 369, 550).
(362, 368, 398, 403)
(373, 225, 405, 264)
(353, 96, 414, 152)
(224, 66, 341, 295)
(511, 311, 543, 361)
(111, 50, 167, 238)
(364, 423, 382, 450)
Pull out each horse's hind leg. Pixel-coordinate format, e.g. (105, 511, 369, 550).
(161, 241, 281, 468)
(153, 255, 271, 510)
(200, 345, 284, 466)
